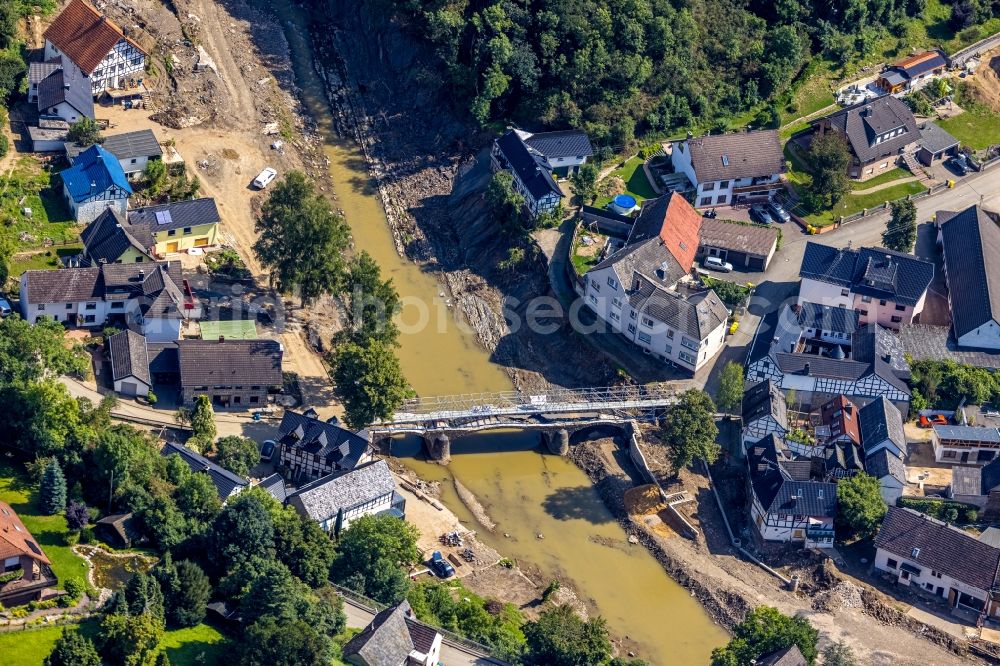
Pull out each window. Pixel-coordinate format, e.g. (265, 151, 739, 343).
(879, 299, 887, 306)
(168, 229, 176, 236)
(895, 304, 906, 311)
(85, 303, 96, 310)
(66, 304, 73, 310)
(719, 180, 729, 188)
(641, 316, 655, 327)
(135, 256, 143, 262)
(667, 329, 674, 339)
(891, 315, 902, 323)
(590, 280, 600, 292)
(630, 311, 637, 320)
(716, 195, 728, 205)
(38, 304, 45, 311)
(628, 324, 636, 334)
(183, 227, 192, 235)
(607, 277, 618, 289)
(638, 332, 652, 344)
(699, 197, 713, 207)
(84, 315, 95, 323)
(609, 311, 620, 322)
(703, 182, 716, 192)
(612, 297, 622, 309)
(681, 336, 699, 351)
(861, 295, 871, 303)
(588, 294, 597, 305)
(886, 558, 898, 569)
(130, 158, 137, 164)
(858, 309, 869, 316)
(841, 289, 850, 297)
(111, 302, 124, 310)
(943, 450, 957, 459)
(678, 351, 696, 365)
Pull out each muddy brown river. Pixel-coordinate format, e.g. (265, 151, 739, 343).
(271, 3, 728, 662)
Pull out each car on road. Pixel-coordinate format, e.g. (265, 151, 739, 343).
(0, 297, 11, 318)
(430, 551, 455, 578)
(947, 155, 970, 176)
(768, 201, 791, 223)
(703, 256, 733, 273)
(253, 167, 278, 189)
(749, 204, 775, 225)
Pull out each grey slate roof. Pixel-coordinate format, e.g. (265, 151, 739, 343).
(980, 527, 1000, 548)
(81, 207, 152, 264)
(627, 274, 729, 341)
(756, 645, 808, 666)
(698, 218, 779, 258)
(101, 129, 162, 161)
(933, 425, 1000, 443)
(257, 473, 288, 503)
(524, 130, 594, 160)
(951, 465, 987, 496)
(864, 448, 905, 483)
(36, 57, 94, 120)
(919, 123, 960, 154)
(175, 339, 283, 388)
(684, 130, 785, 183)
(494, 130, 561, 201)
(342, 600, 417, 665)
(820, 95, 919, 163)
(162, 441, 249, 499)
(799, 242, 934, 307)
(826, 442, 863, 473)
(875, 506, 1000, 591)
(742, 380, 787, 429)
(798, 302, 859, 336)
(288, 460, 395, 522)
(938, 205, 1000, 339)
(747, 435, 837, 517)
(278, 410, 371, 472)
(859, 396, 906, 455)
(108, 329, 150, 385)
(28, 60, 62, 87)
(127, 198, 221, 235)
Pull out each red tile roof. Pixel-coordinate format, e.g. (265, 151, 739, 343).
(821, 395, 861, 446)
(659, 193, 702, 271)
(0, 501, 51, 566)
(42, 0, 145, 76)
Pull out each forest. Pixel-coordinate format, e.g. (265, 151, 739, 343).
(387, 0, 996, 148)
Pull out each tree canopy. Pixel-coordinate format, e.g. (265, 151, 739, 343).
(715, 361, 745, 413)
(806, 132, 851, 210)
(660, 389, 720, 471)
(522, 604, 612, 666)
(45, 628, 101, 666)
(711, 606, 819, 666)
(332, 514, 420, 604)
(330, 339, 413, 429)
(883, 199, 917, 253)
(67, 117, 104, 147)
(215, 435, 261, 477)
(836, 472, 887, 540)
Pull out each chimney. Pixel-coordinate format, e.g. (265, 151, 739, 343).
(219, 335, 225, 342)
(803, 362, 811, 376)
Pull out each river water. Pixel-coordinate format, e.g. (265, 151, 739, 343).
(269, 3, 728, 662)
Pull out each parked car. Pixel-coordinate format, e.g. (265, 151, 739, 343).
(947, 155, 970, 176)
(768, 201, 791, 223)
(259, 439, 276, 462)
(253, 167, 278, 189)
(918, 414, 949, 427)
(750, 204, 775, 225)
(430, 551, 455, 578)
(703, 256, 733, 273)
(0, 297, 11, 318)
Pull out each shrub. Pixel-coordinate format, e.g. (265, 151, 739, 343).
(146, 390, 157, 405)
(898, 497, 977, 524)
(79, 527, 95, 544)
(64, 531, 80, 546)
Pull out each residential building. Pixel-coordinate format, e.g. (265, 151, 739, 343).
(28, 57, 94, 122)
(108, 329, 151, 397)
(276, 410, 373, 483)
(812, 96, 920, 181)
(917, 123, 960, 166)
(520, 129, 594, 177)
(696, 217, 779, 271)
(741, 380, 788, 445)
(746, 434, 837, 548)
(583, 193, 729, 372)
(824, 441, 864, 480)
(175, 339, 283, 408)
(59, 144, 132, 224)
(746, 304, 912, 414)
(949, 456, 1000, 518)
(0, 501, 58, 607)
(931, 425, 1000, 464)
(490, 128, 592, 218)
(796, 301, 860, 346)
(671, 129, 785, 208)
(67, 129, 162, 178)
(874, 506, 1000, 620)
(937, 205, 1000, 350)
(28, 118, 71, 152)
(859, 396, 906, 459)
(81, 198, 221, 264)
(877, 51, 948, 94)
(287, 460, 404, 532)
(756, 645, 808, 666)
(161, 441, 248, 501)
(819, 395, 861, 447)
(798, 242, 934, 330)
(19, 261, 198, 340)
(43, 0, 146, 96)
(342, 600, 443, 666)
(865, 449, 906, 504)
(256, 473, 289, 504)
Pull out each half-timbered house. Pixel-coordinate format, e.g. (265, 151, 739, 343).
(742, 380, 788, 446)
(276, 410, 373, 484)
(59, 145, 132, 224)
(43, 0, 146, 96)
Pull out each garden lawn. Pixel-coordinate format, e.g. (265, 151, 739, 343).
(850, 167, 913, 191)
(0, 156, 77, 250)
(0, 462, 89, 586)
(0, 619, 100, 665)
(805, 181, 927, 227)
(159, 624, 231, 666)
(8, 244, 84, 277)
(938, 108, 1000, 151)
(594, 157, 657, 209)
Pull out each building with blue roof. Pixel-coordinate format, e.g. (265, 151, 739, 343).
(59, 144, 132, 224)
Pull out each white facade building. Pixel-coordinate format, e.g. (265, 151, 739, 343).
(671, 130, 785, 208)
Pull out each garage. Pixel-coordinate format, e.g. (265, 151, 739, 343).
(108, 330, 151, 398)
(917, 122, 960, 166)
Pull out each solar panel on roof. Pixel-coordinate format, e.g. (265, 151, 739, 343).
(155, 210, 173, 225)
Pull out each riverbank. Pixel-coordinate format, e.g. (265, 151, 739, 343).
(569, 430, 987, 665)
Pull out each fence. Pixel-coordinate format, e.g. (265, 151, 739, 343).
(834, 180, 952, 228)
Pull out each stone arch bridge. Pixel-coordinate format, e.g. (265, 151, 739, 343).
(367, 384, 682, 462)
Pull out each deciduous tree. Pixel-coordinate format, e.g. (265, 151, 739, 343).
(883, 199, 917, 253)
(99, 612, 164, 666)
(330, 340, 412, 429)
(715, 361, 745, 414)
(808, 132, 851, 209)
(836, 472, 887, 539)
(215, 436, 260, 477)
(660, 389, 720, 471)
(333, 514, 419, 604)
(67, 118, 104, 147)
(238, 616, 333, 666)
(210, 492, 275, 571)
(570, 163, 599, 204)
(189, 395, 217, 446)
(65, 500, 89, 531)
(522, 604, 612, 666)
(711, 606, 818, 666)
(342, 250, 400, 347)
(485, 171, 525, 231)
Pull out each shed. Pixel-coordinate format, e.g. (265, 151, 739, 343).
(94, 512, 142, 548)
(108, 329, 151, 397)
(918, 123, 960, 166)
(698, 218, 779, 271)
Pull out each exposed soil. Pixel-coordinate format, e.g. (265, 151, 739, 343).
(966, 49, 1000, 113)
(569, 433, 990, 666)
